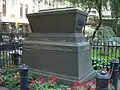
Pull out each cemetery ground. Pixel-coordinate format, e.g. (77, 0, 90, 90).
(0, 49, 119, 90)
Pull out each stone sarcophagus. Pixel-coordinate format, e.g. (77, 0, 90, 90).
(22, 8, 95, 84)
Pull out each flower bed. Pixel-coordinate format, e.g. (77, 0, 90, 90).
(0, 65, 115, 90)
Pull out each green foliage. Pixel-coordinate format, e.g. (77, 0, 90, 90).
(57, 0, 120, 38)
(58, 0, 109, 13)
(110, 0, 120, 18)
(108, 86, 115, 90)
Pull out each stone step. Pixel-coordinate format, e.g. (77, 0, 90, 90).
(118, 81, 120, 90)
(0, 87, 10, 90)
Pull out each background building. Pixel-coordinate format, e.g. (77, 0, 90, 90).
(0, 0, 113, 34)
(0, 0, 35, 33)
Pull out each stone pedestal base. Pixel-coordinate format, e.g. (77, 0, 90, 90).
(22, 33, 95, 84)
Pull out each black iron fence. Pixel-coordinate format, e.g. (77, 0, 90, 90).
(90, 40, 120, 70)
(0, 33, 120, 70)
(0, 33, 23, 67)
(0, 33, 119, 89)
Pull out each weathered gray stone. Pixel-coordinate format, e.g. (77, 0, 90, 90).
(22, 8, 95, 84)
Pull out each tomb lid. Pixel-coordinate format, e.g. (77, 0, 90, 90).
(27, 7, 87, 33)
(28, 7, 87, 16)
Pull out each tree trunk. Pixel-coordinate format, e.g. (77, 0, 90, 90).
(115, 17, 118, 36)
(92, 15, 102, 39)
(92, 0, 102, 39)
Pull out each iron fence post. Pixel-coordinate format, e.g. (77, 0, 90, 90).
(117, 57, 120, 80)
(96, 71, 110, 90)
(110, 59, 120, 90)
(11, 53, 19, 66)
(19, 64, 29, 90)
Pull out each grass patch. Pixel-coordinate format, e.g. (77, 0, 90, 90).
(91, 47, 120, 62)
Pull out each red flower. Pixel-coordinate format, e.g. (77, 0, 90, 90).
(108, 80, 113, 86)
(83, 80, 87, 83)
(40, 78, 45, 82)
(83, 83, 88, 89)
(29, 77, 35, 84)
(48, 76, 58, 84)
(12, 76, 14, 81)
(101, 68, 107, 72)
(49, 79, 54, 84)
(31, 80, 35, 84)
(92, 79, 96, 84)
(15, 76, 19, 81)
(73, 80, 79, 86)
(107, 69, 111, 74)
(52, 76, 58, 82)
(12, 74, 14, 81)
(79, 84, 83, 87)
(109, 83, 113, 86)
